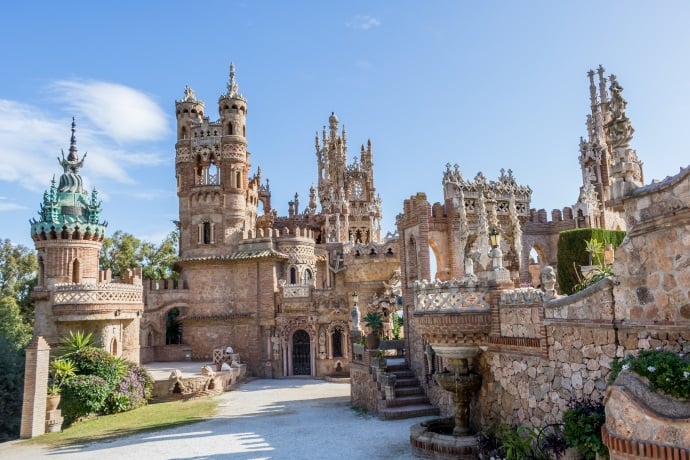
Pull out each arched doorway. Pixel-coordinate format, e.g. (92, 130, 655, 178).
(292, 330, 311, 375)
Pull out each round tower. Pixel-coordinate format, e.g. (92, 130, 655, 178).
(218, 62, 252, 230)
(30, 119, 107, 289)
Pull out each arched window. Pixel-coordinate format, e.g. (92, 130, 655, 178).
(236, 171, 241, 188)
(166, 308, 182, 344)
(203, 222, 211, 244)
(243, 125, 246, 136)
(332, 326, 343, 358)
(302, 268, 313, 285)
(147, 332, 153, 347)
(227, 122, 234, 135)
(110, 337, 118, 356)
(290, 267, 297, 284)
(38, 256, 45, 287)
(72, 259, 80, 283)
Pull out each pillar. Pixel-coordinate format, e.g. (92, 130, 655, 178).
(20, 336, 51, 438)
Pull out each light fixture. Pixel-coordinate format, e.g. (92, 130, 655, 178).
(352, 291, 359, 304)
(489, 227, 500, 248)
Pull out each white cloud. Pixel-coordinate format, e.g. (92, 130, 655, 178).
(0, 79, 170, 195)
(50, 80, 169, 143)
(346, 15, 381, 30)
(0, 201, 27, 212)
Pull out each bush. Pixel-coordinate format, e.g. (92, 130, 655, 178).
(557, 229, 625, 295)
(61, 374, 111, 424)
(562, 399, 607, 460)
(609, 349, 690, 399)
(104, 362, 154, 414)
(0, 334, 25, 441)
(71, 346, 127, 387)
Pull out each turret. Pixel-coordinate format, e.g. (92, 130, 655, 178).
(175, 86, 204, 141)
(30, 119, 106, 287)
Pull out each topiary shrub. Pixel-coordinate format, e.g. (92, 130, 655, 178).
(104, 362, 154, 414)
(61, 374, 110, 424)
(557, 228, 625, 295)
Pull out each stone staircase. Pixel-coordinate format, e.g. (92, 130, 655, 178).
(377, 358, 440, 420)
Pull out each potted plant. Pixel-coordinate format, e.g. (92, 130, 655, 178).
(363, 311, 383, 350)
(47, 357, 76, 410)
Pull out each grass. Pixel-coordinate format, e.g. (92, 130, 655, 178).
(24, 397, 219, 448)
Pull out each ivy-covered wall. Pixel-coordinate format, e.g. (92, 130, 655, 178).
(556, 229, 626, 295)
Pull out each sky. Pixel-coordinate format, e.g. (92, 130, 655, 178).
(1, 1, 689, 249)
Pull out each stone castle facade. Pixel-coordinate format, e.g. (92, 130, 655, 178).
(139, 65, 398, 378)
(29, 63, 686, 442)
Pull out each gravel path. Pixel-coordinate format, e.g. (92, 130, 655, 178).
(0, 379, 427, 459)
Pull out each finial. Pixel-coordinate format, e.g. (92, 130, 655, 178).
(597, 65, 608, 105)
(227, 62, 239, 96)
(68, 117, 78, 162)
(587, 69, 597, 108)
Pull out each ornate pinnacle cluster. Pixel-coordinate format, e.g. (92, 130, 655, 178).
(30, 119, 106, 238)
(225, 62, 245, 101)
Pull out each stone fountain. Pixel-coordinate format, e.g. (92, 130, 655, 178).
(410, 346, 483, 459)
(433, 347, 482, 436)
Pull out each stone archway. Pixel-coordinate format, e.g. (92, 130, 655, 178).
(292, 330, 311, 375)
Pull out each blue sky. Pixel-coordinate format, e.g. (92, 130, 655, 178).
(1, 1, 689, 248)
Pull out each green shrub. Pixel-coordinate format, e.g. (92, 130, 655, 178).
(104, 362, 154, 414)
(557, 229, 625, 295)
(71, 346, 127, 387)
(0, 334, 25, 441)
(562, 399, 607, 460)
(61, 374, 110, 424)
(609, 349, 690, 399)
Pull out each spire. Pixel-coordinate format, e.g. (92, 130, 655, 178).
(68, 117, 78, 162)
(227, 62, 240, 97)
(597, 65, 608, 107)
(587, 69, 597, 109)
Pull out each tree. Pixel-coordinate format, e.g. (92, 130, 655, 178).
(0, 239, 37, 325)
(99, 231, 145, 277)
(141, 230, 179, 280)
(0, 296, 32, 350)
(100, 229, 179, 280)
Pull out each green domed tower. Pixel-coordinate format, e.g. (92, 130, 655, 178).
(30, 118, 107, 287)
(30, 120, 142, 362)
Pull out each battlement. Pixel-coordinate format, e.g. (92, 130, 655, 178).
(241, 226, 316, 242)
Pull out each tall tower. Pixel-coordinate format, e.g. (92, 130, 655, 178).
(30, 120, 142, 362)
(316, 113, 382, 243)
(30, 119, 106, 289)
(175, 64, 259, 258)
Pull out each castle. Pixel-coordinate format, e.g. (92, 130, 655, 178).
(25, 64, 690, 451)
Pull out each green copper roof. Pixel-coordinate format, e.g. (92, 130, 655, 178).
(30, 119, 107, 238)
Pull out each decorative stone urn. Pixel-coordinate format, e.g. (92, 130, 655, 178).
(433, 346, 482, 436)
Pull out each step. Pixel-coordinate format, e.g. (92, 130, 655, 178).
(395, 377, 420, 387)
(378, 404, 440, 420)
(395, 386, 424, 397)
(383, 394, 430, 408)
(389, 370, 415, 379)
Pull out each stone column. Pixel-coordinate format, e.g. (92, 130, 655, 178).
(20, 336, 51, 438)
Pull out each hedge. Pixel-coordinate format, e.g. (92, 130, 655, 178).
(556, 228, 626, 295)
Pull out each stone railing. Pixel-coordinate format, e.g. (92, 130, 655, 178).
(281, 285, 310, 298)
(500, 287, 543, 305)
(414, 278, 488, 312)
(54, 283, 143, 305)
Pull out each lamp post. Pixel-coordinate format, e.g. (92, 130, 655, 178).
(351, 291, 361, 332)
(489, 227, 503, 271)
